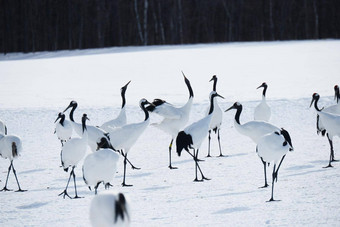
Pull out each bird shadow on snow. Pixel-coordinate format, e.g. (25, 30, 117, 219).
(213, 206, 251, 215)
(225, 152, 248, 158)
(20, 168, 46, 174)
(142, 185, 172, 191)
(16, 201, 49, 210)
(285, 165, 329, 177)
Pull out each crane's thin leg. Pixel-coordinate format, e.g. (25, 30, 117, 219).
(169, 139, 178, 169)
(59, 169, 73, 199)
(267, 164, 280, 202)
(72, 168, 82, 199)
(217, 129, 224, 157)
(194, 149, 210, 181)
(1, 162, 13, 191)
(12, 161, 26, 192)
(324, 134, 334, 168)
(193, 149, 200, 181)
(274, 155, 286, 182)
(207, 130, 212, 157)
(259, 158, 269, 188)
(120, 150, 140, 170)
(122, 153, 133, 187)
(327, 134, 338, 163)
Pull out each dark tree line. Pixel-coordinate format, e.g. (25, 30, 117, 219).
(1, 0, 339, 54)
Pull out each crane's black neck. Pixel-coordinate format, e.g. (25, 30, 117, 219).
(208, 95, 216, 115)
(212, 78, 217, 92)
(121, 89, 126, 108)
(69, 105, 77, 122)
(234, 105, 242, 125)
(185, 78, 194, 98)
(313, 96, 322, 112)
(59, 114, 65, 126)
(141, 103, 150, 121)
(262, 85, 268, 97)
(81, 117, 87, 133)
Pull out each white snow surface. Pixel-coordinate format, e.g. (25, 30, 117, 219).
(0, 40, 340, 226)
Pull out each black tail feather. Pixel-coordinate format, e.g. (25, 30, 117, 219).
(115, 193, 129, 223)
(12, 142, 18, 158)
(176, 131, 193, 156)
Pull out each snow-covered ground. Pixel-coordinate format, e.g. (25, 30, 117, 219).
(0, 40, 340, 226)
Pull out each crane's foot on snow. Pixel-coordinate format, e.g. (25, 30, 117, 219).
(267, 198, 281, 202)
(122, 183, 133, 187)
(73, 195, 83, 199)
(58, 190, 72, 199)
(168, 165, 178, 170)
(259, 184, 269, 189)
(323, 164, 333, 168)
(131, 165, 141, 170)
(202, 176, 211, 181)
(193, 178, 204, 182)
(15, 189, 27, 192)
(331, 159, 339, 162)
(105, 183, 113, 189)
(0, 187, 12, 192)
(218, 154, 227, 157)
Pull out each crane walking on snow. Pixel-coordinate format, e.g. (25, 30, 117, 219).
(256, 128, 293, 202)
(225, 102, 282, 188)
(206, 75, 224, 157)
(310, 93, 340, 168)
(147, 72, 194, 169)
(176, 91, 224, 182)
(0, 131, 26, 192)
(59, 113, 89, 199)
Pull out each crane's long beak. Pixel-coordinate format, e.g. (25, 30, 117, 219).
(123, 80, 131, 88)
(216, 93, 225, 99)
(63, 104, 72, 113)
(54, 115, 61, 123)
(225, 106, 234, 112)
(309, 98, 315, 108)
(181, 71, 187, 79)
(257, 84, 264, 89)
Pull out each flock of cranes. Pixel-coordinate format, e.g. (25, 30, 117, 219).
(1, 73, 339, 225)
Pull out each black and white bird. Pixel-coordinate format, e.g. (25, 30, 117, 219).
(316, 85, 340, 136)
(206, 75, 224, 157)
(176, 91, 224, 182)
(101, 81, 131, 132)
(146, 73, 194, 169)
(90, 191, 130, 227)
(0, 119, 7, 135)
(254, 82, 271, 122)
(310, 93, 340, 168)
(63, 101, 110, 152)
(106, 99, 153, 186)
(54, 112, 73, 146)
(0, 132, 26, 192)
(225, 102, 280, 187)
(82, 137, 120, 194)
(59, 113, 89, 199)
(256, 128, 293, 202)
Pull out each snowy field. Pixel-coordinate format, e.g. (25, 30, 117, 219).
(0, 40, 340, 226)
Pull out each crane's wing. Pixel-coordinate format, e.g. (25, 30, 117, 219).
(147, 99, 181, 119)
